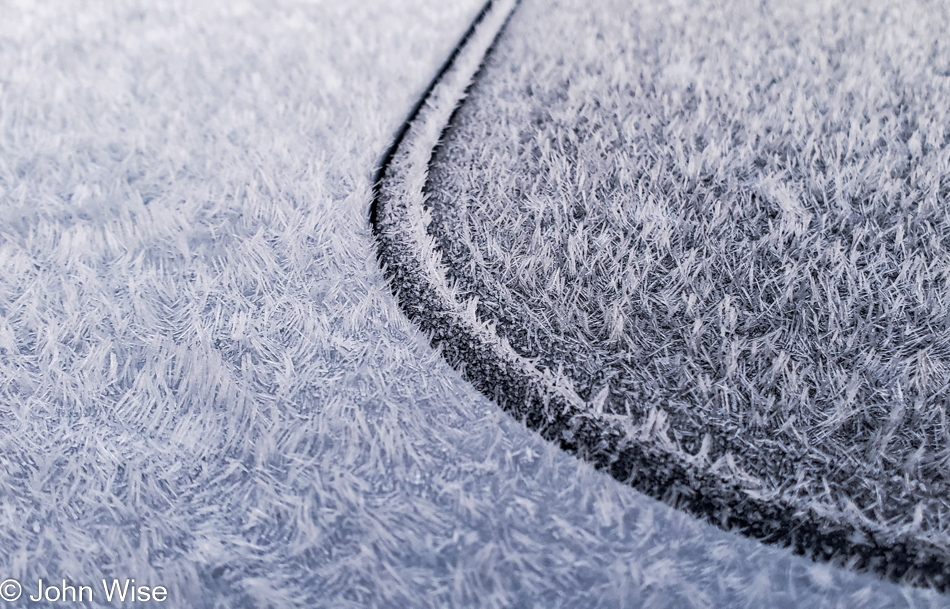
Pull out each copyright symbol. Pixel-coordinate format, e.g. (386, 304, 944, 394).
(0, 579, 21, 602)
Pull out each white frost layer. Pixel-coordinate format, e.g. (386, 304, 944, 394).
(0, 0, 946, 607)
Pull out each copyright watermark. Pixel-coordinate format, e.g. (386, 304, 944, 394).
(0, 580, 21, 602)
(0, 578, 167, 603)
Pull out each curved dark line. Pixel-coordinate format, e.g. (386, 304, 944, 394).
(370, 0, 501, 231)
(369, 0, 950, 593)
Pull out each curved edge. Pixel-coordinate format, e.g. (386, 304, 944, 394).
(369, 0, 950, 592)
(370, 0, 498, 231)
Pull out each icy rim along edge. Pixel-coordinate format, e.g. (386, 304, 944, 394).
(369, 0, 950, 591)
